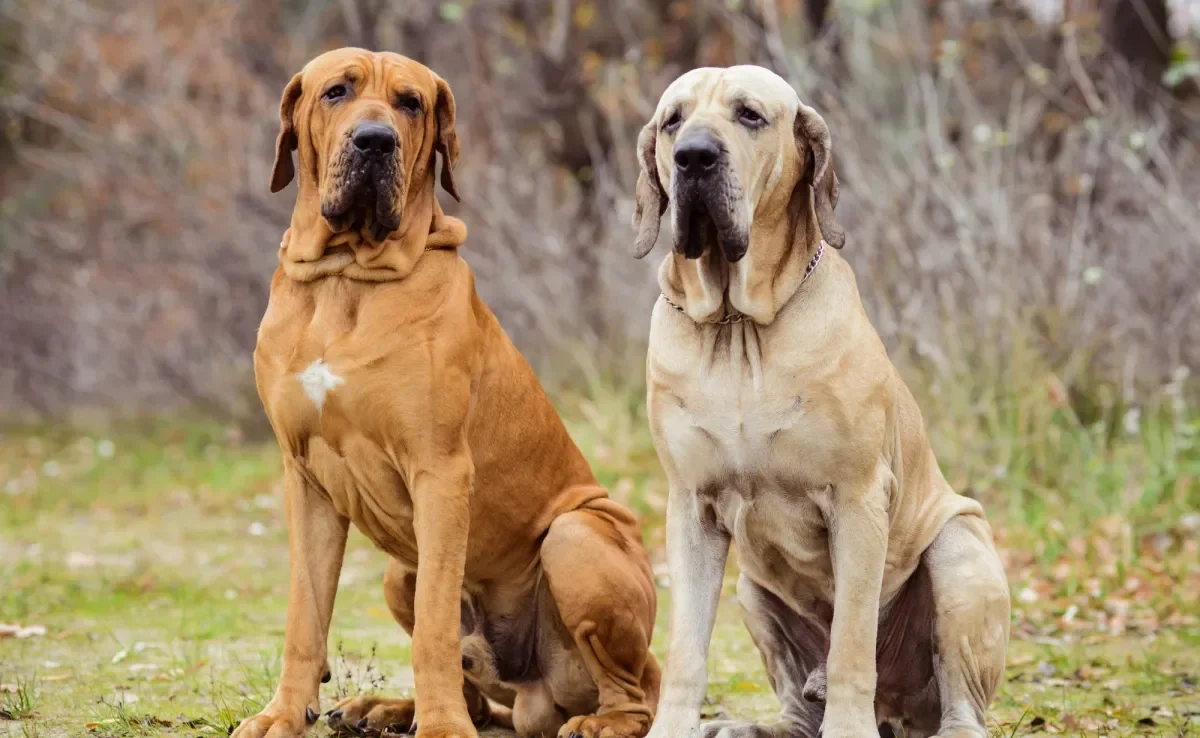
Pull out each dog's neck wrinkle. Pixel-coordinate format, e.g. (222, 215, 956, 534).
(280, 185, 466, 283)
(659, 208, 820, 326)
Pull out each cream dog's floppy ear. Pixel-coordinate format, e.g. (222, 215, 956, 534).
(270, 72, 304, 193)
(794, 103, 845, 249)
(434, 75, 461, 202)
(632, 120, 668, 259)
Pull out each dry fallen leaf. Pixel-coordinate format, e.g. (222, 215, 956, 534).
(0, 623, 46, 638)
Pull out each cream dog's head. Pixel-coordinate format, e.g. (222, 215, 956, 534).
(270, 48, 459, 243)
(632, 66, 843, 261)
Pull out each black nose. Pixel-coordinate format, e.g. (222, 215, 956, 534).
(674, 134, 721, 175)
(352, 122, 397, 155)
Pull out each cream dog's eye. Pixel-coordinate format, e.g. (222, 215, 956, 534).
(738, 106, 766, 128)
(662, 110, 682, 133)
(323, 84, 348, 102)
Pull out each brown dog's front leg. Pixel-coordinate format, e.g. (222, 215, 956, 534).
(822, 473, 889, 738)
(410, 458, 476, 738)
(233, 461, 349, 738)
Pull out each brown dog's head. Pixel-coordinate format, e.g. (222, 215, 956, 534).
(632, 66, 843, 262)
(271, 48, 459, 243)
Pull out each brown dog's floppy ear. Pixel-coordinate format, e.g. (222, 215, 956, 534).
(434, 76, 461, 202)
(632, 121, 667, 259)
(270, 72, 304, 193)
(794, 103, 845, 249)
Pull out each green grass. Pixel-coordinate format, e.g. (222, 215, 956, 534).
(1, 380, 1198, 737)
(0, 675, 39, 721)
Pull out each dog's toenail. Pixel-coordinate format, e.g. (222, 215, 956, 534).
(306, 706, 319, 724)
(357, 717, 370, 729)
(322, 670, 332, 683)
(329, 709, 344, 720)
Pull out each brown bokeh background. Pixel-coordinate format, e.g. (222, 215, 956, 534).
(1, 0, 1197, 422)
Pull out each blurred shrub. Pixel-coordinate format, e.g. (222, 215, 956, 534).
(0, 0, 1196, 425)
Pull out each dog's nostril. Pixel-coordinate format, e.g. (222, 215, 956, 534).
(352, 123, 397, 154)
(674, 138, 720, 173)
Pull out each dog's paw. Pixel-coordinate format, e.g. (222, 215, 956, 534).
(818, 716, 880, 738)
(231, 702, 316, 738)
(801, 665, 827, 703)
(644, 725, 683, 738)
(694, 721, 788, 738)
(413, 722, 479, 738)
(326, 695, 416, 735)
(558, 711, 652, 738)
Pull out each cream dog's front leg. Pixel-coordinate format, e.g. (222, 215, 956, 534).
(822, 471, 890, 738)
(233, 461, 349, 738)
(645, 476, 731, 738)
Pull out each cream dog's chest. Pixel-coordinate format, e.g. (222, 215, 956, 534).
(648, 344, 838, 483)
(704, 481, 837, 607)
(661, 384, 809, 460)
(649, 342, 841, 605)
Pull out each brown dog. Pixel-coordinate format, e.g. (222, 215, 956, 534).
(232, 48, 659, 738)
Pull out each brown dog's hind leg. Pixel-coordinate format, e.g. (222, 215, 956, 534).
(540, 499, 660, 738)
(694, 574, 828, 738)
(923, 516, 1009, 738)
(327, 560, 512, 735)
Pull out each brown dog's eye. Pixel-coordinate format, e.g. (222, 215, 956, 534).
(662, 110, 682, 134)
(738, 107, 766, 128)
(395, 94, 422, 115)
(323, 84, 348, 102)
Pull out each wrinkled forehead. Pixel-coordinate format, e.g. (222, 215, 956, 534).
(656, 65, 799, 117)
(301, 48, 437, 97)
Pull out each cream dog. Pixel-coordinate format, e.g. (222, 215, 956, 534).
(632, 66, 1010, 738)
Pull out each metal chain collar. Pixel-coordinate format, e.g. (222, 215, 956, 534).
(661, 240, 825, 325)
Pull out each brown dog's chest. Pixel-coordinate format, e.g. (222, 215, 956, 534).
(254, 279, 439, 562)
(254, 264, 601, 584)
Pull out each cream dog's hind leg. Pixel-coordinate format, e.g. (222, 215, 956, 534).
(923, 517, 1009, 738)
(690, 515, 1008, 738)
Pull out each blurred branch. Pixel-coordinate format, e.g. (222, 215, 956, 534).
(0, 0, 1197, 418)
(340, 0, 384, 51)
(1063, 23, 1106, 115)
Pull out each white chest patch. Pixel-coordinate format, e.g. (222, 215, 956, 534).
(297, 359, 344, 412)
